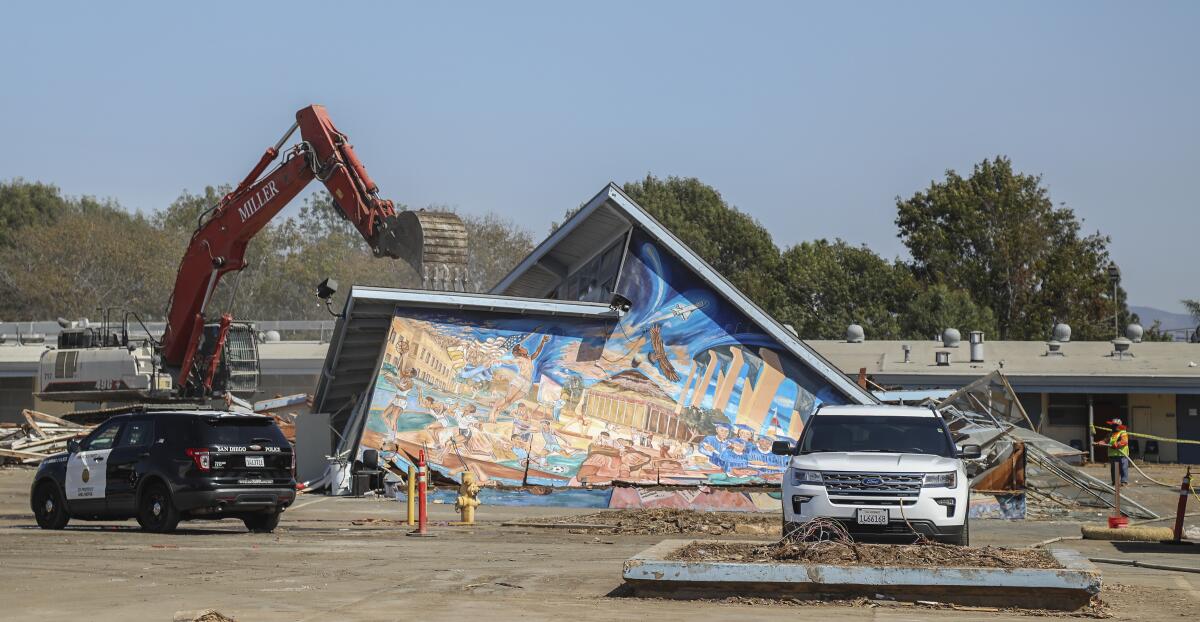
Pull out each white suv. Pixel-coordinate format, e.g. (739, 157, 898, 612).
(771, 405, 980, 545)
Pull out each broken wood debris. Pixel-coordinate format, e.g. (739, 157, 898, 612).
(0, 409, 94, 465)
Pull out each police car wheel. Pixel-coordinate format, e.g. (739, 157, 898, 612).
(242, 510, 282, 533)
(137, 482, 180, 533)
(33, 482, 69, 530)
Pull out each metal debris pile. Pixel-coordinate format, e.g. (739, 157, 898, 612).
(0, 410, 94, 465)
(921, 370, 1158, 520)
(523, 508, 780, 535)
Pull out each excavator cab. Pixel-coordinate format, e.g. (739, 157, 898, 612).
(188, 322, 260, 399)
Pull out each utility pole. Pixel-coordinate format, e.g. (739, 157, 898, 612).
(1107, 263, 1121, 339)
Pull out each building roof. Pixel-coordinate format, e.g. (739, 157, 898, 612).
(312, 286, 620, 436)
(809, 339, 1200, 394)
(491, 182, 877, 405)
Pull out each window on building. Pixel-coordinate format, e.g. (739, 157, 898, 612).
(1047, 394, 1089, 426)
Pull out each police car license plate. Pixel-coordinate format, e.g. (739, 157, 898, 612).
(856, 508, 888, 525)
(245, 456, 265, 468)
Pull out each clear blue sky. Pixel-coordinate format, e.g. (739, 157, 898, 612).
(2, 1, 1196, 313)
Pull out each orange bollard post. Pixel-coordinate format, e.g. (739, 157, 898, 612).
(1168, 467, 1191, 544)
(406, 449, 436, 537)
(406, 464, 416, 527)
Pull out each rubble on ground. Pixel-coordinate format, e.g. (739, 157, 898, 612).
(0, 410, 93, 465)
(666, 540, 1059, 569)
(519, 508, 781, 535)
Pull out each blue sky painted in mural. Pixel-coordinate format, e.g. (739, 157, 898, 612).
(615, 231, 848, 428)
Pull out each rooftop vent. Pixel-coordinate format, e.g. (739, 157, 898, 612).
(935, 351, 951, 366)
(1053, 323, 1072, 343)
(260, 330, 281, 343)
(901, 344, 912, 363)
(1125, 323, 1144, 343)
(941, 328, 961, 348)
(1045, 340, 1065, 357)
(1111, 337, 1134, 359)
(969, 331, 985, 362)
(846, 324, 864, 343)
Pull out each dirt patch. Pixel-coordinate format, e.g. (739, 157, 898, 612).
(667, 540, 1060, 569)
(517, 508, 780, 535)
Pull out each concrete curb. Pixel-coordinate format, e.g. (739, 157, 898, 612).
(621, 539, 1102, 611)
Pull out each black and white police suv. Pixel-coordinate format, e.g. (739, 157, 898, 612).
(30, 410, 296, 533)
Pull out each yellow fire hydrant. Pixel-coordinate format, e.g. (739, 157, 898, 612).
(454, 471, 481, 525)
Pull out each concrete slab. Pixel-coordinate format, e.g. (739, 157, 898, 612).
(622, 539, 1102, 610)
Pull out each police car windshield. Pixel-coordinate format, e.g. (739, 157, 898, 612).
(798, 415, 953, 458)
(199, 418, 287, 446)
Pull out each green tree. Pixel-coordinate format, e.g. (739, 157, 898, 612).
(776, 239, 916, 339)
(622, 175, 784, 313)
(900, 283, 998, 340)
(459, 211, 535, 293)
(896, 157, 1127, 340)
(0, 201, 177, 320)
(1184, 299, 1200, 324)
(0, 179, 72, 247)
(154, 185, 230, 234)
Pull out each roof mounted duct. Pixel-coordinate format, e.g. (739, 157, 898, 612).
(1111, 337, 1134, 360)
(935, 351, 951, 366)
(968, 331, 984, 362)
(1045, 340, 1065, 357)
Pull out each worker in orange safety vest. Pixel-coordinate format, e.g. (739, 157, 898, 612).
(1094, 418, 1130, 486)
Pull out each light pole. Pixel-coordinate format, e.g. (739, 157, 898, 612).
(1107, 263, 1121, 339)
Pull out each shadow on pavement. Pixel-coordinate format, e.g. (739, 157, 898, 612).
(1111, 541, 1199, 555)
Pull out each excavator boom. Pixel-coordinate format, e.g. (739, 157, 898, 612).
(157, 105, 467, 395)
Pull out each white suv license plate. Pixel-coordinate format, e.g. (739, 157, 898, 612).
(856, 508, 889, 525)
(245, 456, 265, 468)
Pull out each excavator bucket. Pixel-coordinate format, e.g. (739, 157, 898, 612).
(376, 210, 469, 291)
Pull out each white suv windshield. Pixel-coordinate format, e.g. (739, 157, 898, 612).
(798, 415, 954, 458)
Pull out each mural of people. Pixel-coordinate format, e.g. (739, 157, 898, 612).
(358, 231, 849, 487)
(490, 334, 551, 421)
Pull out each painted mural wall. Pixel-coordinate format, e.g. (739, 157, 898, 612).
(359, 231, 850, 487)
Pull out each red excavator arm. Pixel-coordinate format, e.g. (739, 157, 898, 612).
(159, 105, 466, 394)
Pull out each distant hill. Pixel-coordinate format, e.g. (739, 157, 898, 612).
(1130, 305, 1196, 332)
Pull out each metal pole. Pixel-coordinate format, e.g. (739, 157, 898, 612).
(1113, 280, 1119, 339)
(1087, 395, 1095, 464)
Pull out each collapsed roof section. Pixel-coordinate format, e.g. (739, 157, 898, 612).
(492, 182, 875, 405)
(312, 288, 618, 443)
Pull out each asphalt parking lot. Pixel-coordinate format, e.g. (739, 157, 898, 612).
(1, 467, 1197, 621)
